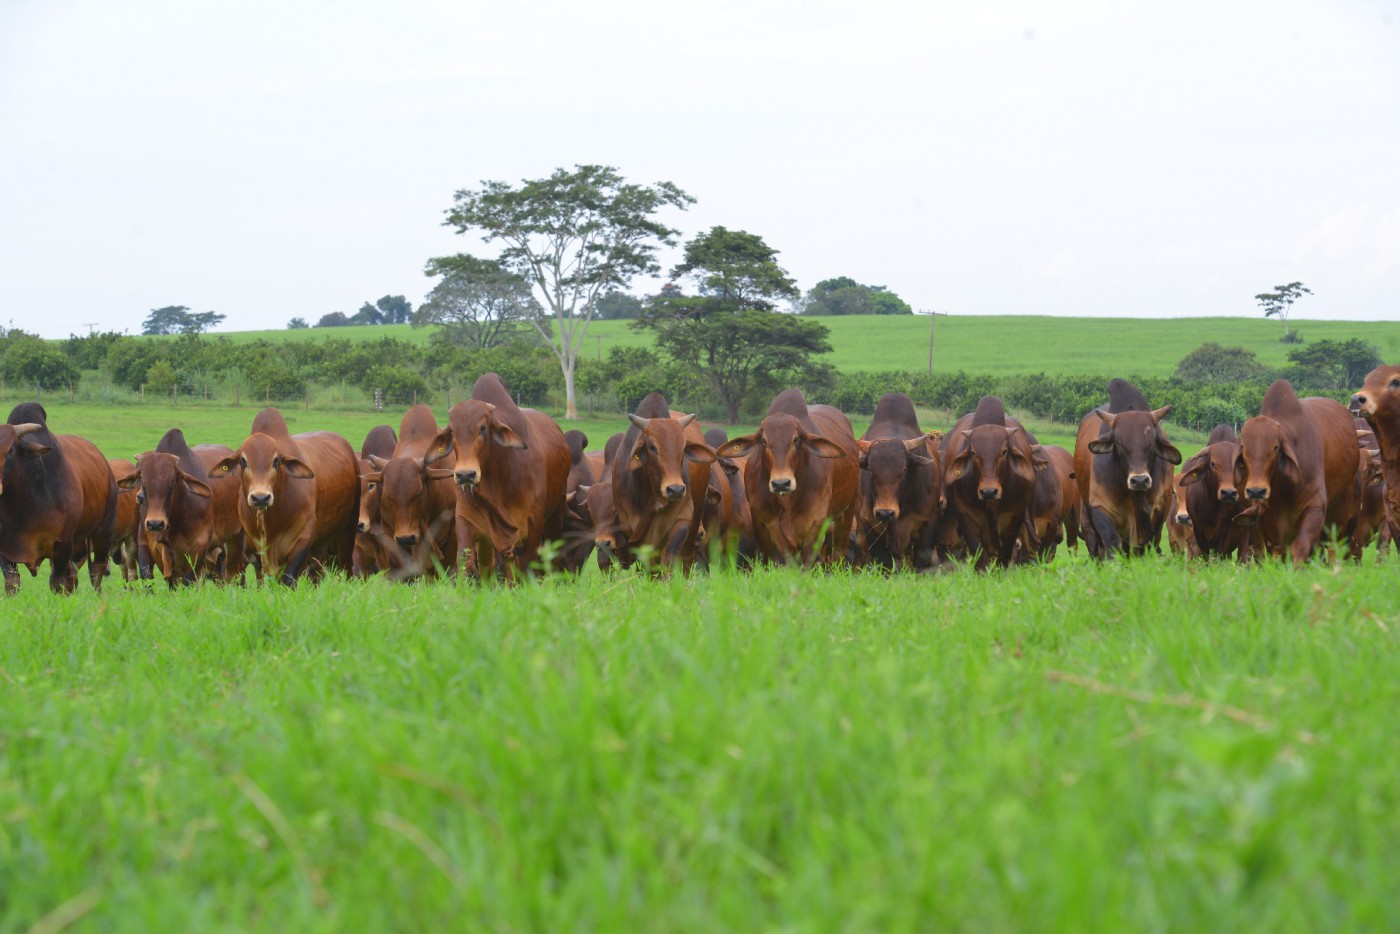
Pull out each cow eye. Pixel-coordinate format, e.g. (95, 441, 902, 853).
(793, 436, 803, 446)
(238, 457, 248, 469)
(1390, 378, 1400, 389)
(479, 425, 487, 437)
(136, 491, 145, 505)
(272, 456, 281, 468)
(367, 482, 377, 491)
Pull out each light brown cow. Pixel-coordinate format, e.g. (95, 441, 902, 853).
(1350, 365, 1400, 545)
(353, 424, 397, 577)
(108, 457, 142, 581)
(209, 408, 359, 585)
(363, 405, 457, 580)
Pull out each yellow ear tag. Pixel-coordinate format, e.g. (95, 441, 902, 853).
(438, 446, 445, 453)
(954, 468, 962, 478)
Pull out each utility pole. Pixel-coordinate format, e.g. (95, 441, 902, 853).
(82, 322, 99, 335)
(927, 310, 936, 376)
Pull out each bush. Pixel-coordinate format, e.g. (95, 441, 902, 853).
(365, 365, 428, 406)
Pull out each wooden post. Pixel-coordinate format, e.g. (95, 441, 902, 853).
(927, 310, 936, 376)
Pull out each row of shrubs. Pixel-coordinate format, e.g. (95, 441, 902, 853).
(0, 329, 1356, 431)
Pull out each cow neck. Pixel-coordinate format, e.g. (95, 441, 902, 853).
(1372, 414, 1400, 526)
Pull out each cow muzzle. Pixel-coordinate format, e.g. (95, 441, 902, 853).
(1175, 513, 1191, 525)
(395, 533, 419, 549)
(1127, 473, 1152, 492)
(357, 519, 371, 534)
(874, 507, 898, 523)
(1350, 394, 1373, 419)
(455, 469, 479, 488)
(1218, 488, 1238, 503)
(769, 477, 794, 495)
(248, 491, 273, 510)
(1245, 486, 1269, 501)
(664, 483, 687, 501)
(978, 487, 1001, 502)
(145, 518, 167, 533)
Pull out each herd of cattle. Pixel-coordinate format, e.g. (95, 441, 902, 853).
(2, 366, 1398, 593)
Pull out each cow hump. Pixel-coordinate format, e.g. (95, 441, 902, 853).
(1259, 379, 1304, 419)
(397, 405, 439, 448)
(1206, 423, 1238, 445)
(1106, 379, 1150, 413)
(970, 396, 1006, 428)
(155, 428, 202, 475)
(251, 407, 293, 440)
(563, 430, 589, 466)
(471, 373, 528, 438)
(360, 424, 398, 460)
(864, 393, 921, 440)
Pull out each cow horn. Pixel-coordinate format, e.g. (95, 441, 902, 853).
(903, 437, 927, 454)
(675, 413, 695, 428)
(483, 402, 496, 413)
(13, 423, 42, 437)
(368, 454, 389, 469)
(1150, 405, 1172, 423)
(628, 414, 649, 429)
(1094, 408, 1116, 426)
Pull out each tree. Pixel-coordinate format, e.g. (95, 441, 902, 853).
(0, 335, 79, 391)
(315, 312, 351, 328)
(374, 295, 413, 324)
(181, 310, 225, 334)
(1174, 343, 1267, 383)
(413, 254, 544, 351)
(439, 164, 694, 419)
(1255, 281, 1311, 341)
(635, 228, 828, 423)
(142, 305, 191, 335)
(287, 317, 310, 329)
(594, 290, 644, 320)
(802, 277, 913, 315)
(1285, 338, 1383, 390)
(351, 302, 385, 326)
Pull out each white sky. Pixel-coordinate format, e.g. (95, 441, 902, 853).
(2, 0, 1397, 338)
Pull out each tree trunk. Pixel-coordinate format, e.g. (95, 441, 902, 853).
(562, 359, 579, 420)
(727, 398, 741, 425)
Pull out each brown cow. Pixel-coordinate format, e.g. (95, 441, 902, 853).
(941, 396, 1045, 571)
(1350, 364, 1400, 545)
(353, 424, 397, 577)
(363, 405, 457, 580)
(717, 389, 858, 566)
(705, 427, 756, 565)
(1349, 423, 1389, 561)
(0, 402, 116, 594)
(209, 407, 359, 585)
(116, 428, 245, 587)
(1021, 444, 1075, 563)
(560, 430, 601, 573)
(1233, 379, 1359, 562)
(1074, 379, 1181, 558)
(1176, 437, 1255, 562)
(426, 373, 571, 579)
(108, 457, 142, 581)
(853, 393, 942, 569)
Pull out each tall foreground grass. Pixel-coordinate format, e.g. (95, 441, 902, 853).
(3, 560, 1399, 931)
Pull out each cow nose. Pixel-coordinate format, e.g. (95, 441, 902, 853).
(1350, 393, 1367, 414)
(1127, 474, 1152, 491)
(874, 508, 897, 522)
(769, 477, 793, 494)
(145, 518, 166, 532)
(455, 469, 478, 487)
(1246, 486, 1268, 500)
(395, 534, 418, 548)
(357, 520, 370, 533)
(596, 536, 615, 550)
(1176, 513, 1191, 525)
(1218, 488, 1238, 502)
(249, 492, 273, 509)
(978, 487, 1000, 502)
(664, 483, 687, 500)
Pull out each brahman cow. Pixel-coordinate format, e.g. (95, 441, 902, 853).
(853, 392, 942, 569)
(941, 396, 1044, 570)
(1350, 364, 1400, 548)
(362, 405, 457, 580)
(352, 423, 397, 577)
(107, 457, 142, 581)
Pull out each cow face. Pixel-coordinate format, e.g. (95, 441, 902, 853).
(1169, 472, 1191, 526)
(945, 425, 1036, 503)
(859, 437, 936, 522)
(1350, 365, 1400, 423)
(433, 401, 525, 489)
(0, 423, 46, 496)
(117, 452, 212, 534)
(356, 457, 382, 534)
(374, 456, 453, 549)
(209, 432, 315, 511)
(1178, 441, 1240, 503)
(1234, 416, 1291, 501)
(577, 481, 623, 554)
(718, 414, 846, 496)
(1086, 407, 1181, 491)
(625, 413, 715, 504)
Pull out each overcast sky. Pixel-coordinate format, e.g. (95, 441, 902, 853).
(2, 0, 1397, 338)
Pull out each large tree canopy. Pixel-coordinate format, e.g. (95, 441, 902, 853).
(438, 164, 693, 419)
(801, 277, 913, 316)
(414, 254, 544, 351)
(142, 305, 226, 335)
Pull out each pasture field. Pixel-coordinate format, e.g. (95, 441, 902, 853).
(3, 558, 1400, 931)
(213, 315, 1400, 377)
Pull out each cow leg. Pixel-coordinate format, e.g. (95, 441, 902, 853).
(48, 541, 77, 594)
(1087, 506, 1122, 558)
(1, 556, 21, 595)
(281, 545, 314, 586)
(1290, 507, 1326, 564)
(137, 535, 155, 580)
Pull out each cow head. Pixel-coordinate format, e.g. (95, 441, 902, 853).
(1086, 407, 1181, 492)
(0, 422, 46, 496)
(1170, 473, 1191, 527)
(1350, 365, 1400, 424)
(208, 432, 314, 511)
(718, 414, 846, 496)
(117, 451, 212, 534)
(357, 457, 383, 534)
(857, 436, 936, 522)
(368, 455, 454, 550)
(624, 413, 715, 504)
(1233, 416, 1291, 501)
(577, 481, 624, 557)
(1178, 441, 1240, 503)
(945, 425, 1039, 503)
(430, 400, 525, 489)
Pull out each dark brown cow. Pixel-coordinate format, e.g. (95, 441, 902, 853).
(1350, 365, 1400, 545)
(0, 402, 116, 594)
(116, 429, 245, 587)
(353, 424, 397, 577)
(574, 433, 626, 570)
(853, 393, 942, 569)
(1074, 379, 1181, 558)
(1176, 437, 1254, 561)
(108, 457, 142, 581)
(607, 394, 717, 571)
(941, 396, 1044, 570)
(1233, 379, 1359, 562)
(209, 407, 359, 585)
(560, 430, 600, 573)
(717, 389, 858, 566)
(1022, 444, 1075, 562)
(427, 373, 571, 578)
(363, 405, 457, 580)
(1348, 423, 1389, 561)
(705, 427, 756, 564)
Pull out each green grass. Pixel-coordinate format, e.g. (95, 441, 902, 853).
(3, 559, 1399, 930)
(218, 315, 1400, 377)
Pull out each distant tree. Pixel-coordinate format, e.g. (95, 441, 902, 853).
(1255, 281, 1311, 341)
(1174, 343, 1268, 383)
(440, 164, 694, 419)
(352, 302, 385, 326)
(0, 334, 79, 391)
(1285, 338, 1384, 390)
(315, 312, 351, 328)
(868, 289, 913, 315)
(802, 277, 912, 315)
(181, 310, 225, 334)
(635, 227, 826, 423)
(374, 295, 413, 324)
(142, 305, 191, 335)
(144, 359, 179, 394)
(62, 330, 124, 370)
(287, 317, 310, 329)
(594, 290, 644, 320)
(414, 255, 544, 351)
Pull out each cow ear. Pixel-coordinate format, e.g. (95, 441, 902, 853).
(1030, 443, 1051, 472)
(18, 440, 51, 456)
(1157, 441, 1182, 465)
(945, 451, 971, 481)
(282, 456, 316, 480)
(907, 453, 936, 467)
(721, 460, 740, 477)
(424, 428, 454, 465)
(427, 468, 455, 481)
(491, 421, 527, 450)
(1087, 436, 1115, 455)
(804, 435, 847, 459)
(1007, 449, 1036, 482)
(360, 471, 384, 483)
(368, 454, 389, 469)
(925, 430, 944, 446)
(684, 442, 717, 465)
(208, 456, 239, 478)
(115, 470, 142, 491)
(180, 472, 213, 498)
(1177, 452, 1209, 487)
(718, 435, 758, 458)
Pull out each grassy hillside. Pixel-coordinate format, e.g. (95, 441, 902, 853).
(218, 315, 1400, 377)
